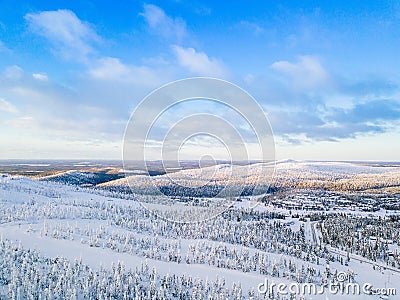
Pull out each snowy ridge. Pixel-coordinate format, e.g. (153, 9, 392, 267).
(99, 161, 400, 194)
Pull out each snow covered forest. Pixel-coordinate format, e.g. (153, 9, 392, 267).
(1, 161, 400, 299)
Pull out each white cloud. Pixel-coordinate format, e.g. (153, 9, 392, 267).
(5, 116, 35, 128)
(88, 57, 165, 87)
(3, 65, 24, 80)
(0, 98, 19, 113)
(243, 74, 255, 85)
(89, 57, 130, 79)
(172, 46, 228, 78)
(32, 73, 48, 81)
(141, 4, 187, 41)
(271, 56, 329, 89)
(25, 9, 100, 61)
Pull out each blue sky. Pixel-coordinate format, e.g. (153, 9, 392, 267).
(0, 0, 399, 160)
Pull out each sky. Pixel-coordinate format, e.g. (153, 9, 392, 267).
(0, 0, 399, 161)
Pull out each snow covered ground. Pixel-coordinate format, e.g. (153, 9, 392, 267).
(98, 160, 400, 197)
(1, 171, 400, 299)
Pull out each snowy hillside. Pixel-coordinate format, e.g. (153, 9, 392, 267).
(38, 168, 124, 187)
(1, 173, 400, 299)
(99, 161, 400, 195)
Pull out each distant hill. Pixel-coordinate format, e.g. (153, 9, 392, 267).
(38, 168, 124, 187)
(99, 161, 400, 195)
